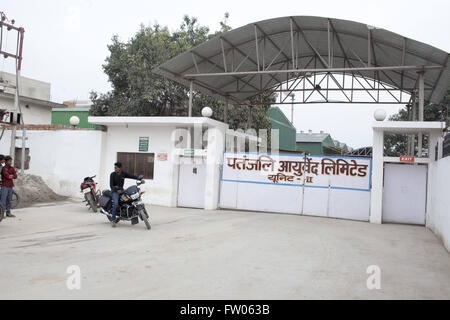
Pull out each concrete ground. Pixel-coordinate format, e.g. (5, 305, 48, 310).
(0, 200, 449, 300)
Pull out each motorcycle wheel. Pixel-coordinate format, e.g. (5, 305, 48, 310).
(0, 205, 4, 223)
(85, 193, 98, 213)
(139, 208, 151, 230)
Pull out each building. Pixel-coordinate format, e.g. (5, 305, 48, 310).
(267, 107, 296, 152)
(0, 71, 66, 124)
(296, 131, 347, 155)
(51, 100, 94, 129)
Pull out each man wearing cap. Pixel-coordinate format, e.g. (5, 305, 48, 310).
(109, 162, 145, 228)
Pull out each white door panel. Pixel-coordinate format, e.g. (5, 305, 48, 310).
(177, 157, 206, 208)
(383, 164, 427, 225)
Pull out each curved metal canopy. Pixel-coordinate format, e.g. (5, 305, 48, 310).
(154, 16, 450, 105)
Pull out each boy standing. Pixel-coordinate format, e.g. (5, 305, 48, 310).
(1, 156, 17, 218)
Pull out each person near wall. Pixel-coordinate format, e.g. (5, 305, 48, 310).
(0, 155, 4, 187)
(1, 156, 18, 218)
(0, 155, 4, 180)
(109, 162, 145, 228)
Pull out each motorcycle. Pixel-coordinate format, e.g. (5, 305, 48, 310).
(99, 175, 151, 230)
(80, 175, 101, 213)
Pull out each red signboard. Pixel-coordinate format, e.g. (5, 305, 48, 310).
(400, 155, 415, 163)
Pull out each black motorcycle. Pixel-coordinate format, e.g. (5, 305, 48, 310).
(80, 175, 101, 213)
(99, 175, 151, 230)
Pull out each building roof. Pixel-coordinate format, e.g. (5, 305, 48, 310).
(53, 107, 90, 112)
(296, 132, 330, 143)
(88, 116, 229, 129)
(267, 107, 295, 129)
(0, 92, 66, 109)
(154, 16, 450, 105)
(372, 121, 445, 133)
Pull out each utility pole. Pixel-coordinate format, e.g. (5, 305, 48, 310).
(0, 11, 25, 172)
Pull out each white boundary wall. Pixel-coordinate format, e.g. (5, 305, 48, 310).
(428, 156, 450, 251)
(220, 152, 372, 221)
(0, 129, 105, 197)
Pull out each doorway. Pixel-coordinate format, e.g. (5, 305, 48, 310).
(177, 157, 206, 209)
(382, 163, 427, 225)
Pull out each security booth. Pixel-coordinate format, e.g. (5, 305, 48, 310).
(370, 121, 446, 225)
(88, 116, 258, 210)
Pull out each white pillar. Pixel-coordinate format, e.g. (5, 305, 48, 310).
(425, 131, 440, 227)
(370, 128, 384, 224)
(417, 72, 425, 157)
(204, 126, 226, 210)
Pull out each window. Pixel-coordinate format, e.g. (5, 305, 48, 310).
(117, 152, 155, 180)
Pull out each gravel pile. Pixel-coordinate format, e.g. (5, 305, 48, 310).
(12, 174, 67, 208)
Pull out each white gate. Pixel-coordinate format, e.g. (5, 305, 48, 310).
(177, 157, 207, 209)
(220, 152, 372, 221)
(382, 163, 427, 225)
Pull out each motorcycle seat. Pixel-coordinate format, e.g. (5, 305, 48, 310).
(102, 190, 111, 197)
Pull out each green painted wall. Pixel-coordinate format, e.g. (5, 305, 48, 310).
(51, 108, 95, 129)
(267, 107, 296, 152)
(296, 142, 323, 155)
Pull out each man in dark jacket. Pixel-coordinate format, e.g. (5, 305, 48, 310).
(1, 156, 17, 218)
(109, 162, 145, 227)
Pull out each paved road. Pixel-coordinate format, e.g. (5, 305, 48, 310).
(0, 201, 449, 299)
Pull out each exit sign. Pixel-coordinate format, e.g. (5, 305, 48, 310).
(400, 155, 415, 163)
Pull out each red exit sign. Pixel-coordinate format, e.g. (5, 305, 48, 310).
(400, 155, 415, 163)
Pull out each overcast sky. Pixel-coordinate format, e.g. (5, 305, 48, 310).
(1, 0, 449, 148)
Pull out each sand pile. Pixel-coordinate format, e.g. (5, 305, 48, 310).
(12, 174, 67, 208)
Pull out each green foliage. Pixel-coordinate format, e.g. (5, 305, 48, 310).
(384, 89, 450, 156)
(90, 13, 273, 133)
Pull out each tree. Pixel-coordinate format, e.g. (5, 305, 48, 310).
(384, 88, 450, 156)
(90, 13, 274, 134)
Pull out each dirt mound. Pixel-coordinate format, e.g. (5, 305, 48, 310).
(13, 174, 67, 208)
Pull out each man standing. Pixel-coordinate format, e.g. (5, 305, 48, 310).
(1, 156, 17, 218)
(109, 162, 145, 228)
(0, 155, 5, 184)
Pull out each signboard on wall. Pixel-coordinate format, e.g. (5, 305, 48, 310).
(157, 153, 168, 161)
(222, 153, 372, 191)
(139, 137, 149, 152)
(220, 152, 372, 221)
(400, 155, 415, 163)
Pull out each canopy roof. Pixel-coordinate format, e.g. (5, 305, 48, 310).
(154, 16, 450, 105)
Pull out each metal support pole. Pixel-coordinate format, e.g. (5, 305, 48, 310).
(20, 128, 26, 173)
(224, 100, 228, 123)
(418, 71, 425, 157)
(188, 80, 193, 117)
(16, 68, 26, 173)
(254, 25, 260, 71)
(328, 20, 331, 67)
(290, 94, 295, 124)
(290, 18, 295, 69)
(9, 124, 16, 163)
(411, 92, 417, 155)
(368, 29, 372, 67)
(247, 106, 253, 130)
